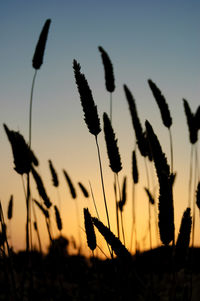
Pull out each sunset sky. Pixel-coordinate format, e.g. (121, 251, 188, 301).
(0, 0, 200, 256)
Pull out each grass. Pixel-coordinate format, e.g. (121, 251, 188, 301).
(1, 19, 200, 301)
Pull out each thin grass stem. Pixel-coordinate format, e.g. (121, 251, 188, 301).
(89, 181, 100, 219)
(144, 158, 152, 251)
(95, 136, 113, 258)
(74, 200, 82, 253)
(188, 146, 194, 208)
(29, 70, 37, 147)
(191, 143, 198, 248)
(26, 173, 30, 252)
(32, 202, 42, 253)
(130, 181, 137, 253)
(116, 173, 126, 246)
(114, 174, 120, 239)
(110, 92, 112, 123)
(95, 135, 110, 230)
(169, 128, 174, 173)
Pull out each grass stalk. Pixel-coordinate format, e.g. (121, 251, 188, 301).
(26, 173, 31, 252)
(95, 135, 110, 230)
(188, 146, 194, 208)
(169, 127, 174, 173)
(116, 173, 126, 246)
(74, 200, 82, 253)
(191, 143, 198, 248)
(89, 181, 100, 219)
(95, 135, 113, 258)
(110, 92, 112, 123)
(32, 202, 42, 253)
(130, 181, 137, 253)
(114, 174, 120, 239)
(25, 69, 37, 253)
(29, 70, 37, 147)
(144, 158, 152, 250)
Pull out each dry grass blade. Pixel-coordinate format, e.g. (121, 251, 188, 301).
(48, 159, 59, 187)
(196, 182, 200, 209)
(78, 182, 89, 198)
(73, 60, 101, 136)
(148, 79, 172, 128)
(84, 208, 96, 251)
(92, 217, 131, 259)
(124, 85, 147, 157)
(98, 46, 115, 93)
(118, 176, 127, 212)
(144, 187, 155, 205)
(54, 205, 62, 231)
(145, 120, 174, 245)
(132, 150, 139, 184)
(31, 166, 52, 208)
(7, 195, 13, 220)
(103, 112, 122, 173)
(3, 124, 38, 174)
(183, 99, 198, 144)
(33, 199, 49, 218)
(32, 19, 51, 70)
(63, 169, 77, 199)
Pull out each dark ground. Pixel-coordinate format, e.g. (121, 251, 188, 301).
(1, 246, 200, 301)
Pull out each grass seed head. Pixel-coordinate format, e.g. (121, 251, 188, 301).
(7, 195, 13, 220)
(98, 46, 115, 93)
(183, 99, 198, 144)
(103, 112, 122, 173)
(84, 208, 96, 251)
(92, 217, 131, 259)
(118, 176, 127, 212)
(78, 182, 89, 198)
(31, 167, 52, 208)
(146, 120, 174, 245)
(48, 159, 59, 187)
(73, 59, 101, 136)
(132, 150, 139, 184)
(32, 19, 51, 70)
(196, 182, 200, 209)
(124, 85, 148, 157)
(3, 124, 38, 175)
(63, 169, 77, 199)
(144, 187, 155, 205)
(54, 205, 62, 231)
(148, 79, 172, 128)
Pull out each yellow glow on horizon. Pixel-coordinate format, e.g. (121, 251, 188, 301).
(4, 149, 200, 259)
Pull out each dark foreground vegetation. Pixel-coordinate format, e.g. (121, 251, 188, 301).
(1, 244, 200, 301)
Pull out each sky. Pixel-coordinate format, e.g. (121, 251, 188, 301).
(0, 0, 200, 257)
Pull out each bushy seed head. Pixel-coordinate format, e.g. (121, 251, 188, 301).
(32, 19, 51, 70)
(4, 124, 38, 175)
(103, 112, 122, 173)
(73, 60, 101, 136)
(98, 46, 115, 93)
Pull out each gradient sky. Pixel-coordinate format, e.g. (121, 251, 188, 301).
(0, 0, 200, 256)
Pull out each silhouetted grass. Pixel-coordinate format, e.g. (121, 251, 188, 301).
(2, 21, 200, 301)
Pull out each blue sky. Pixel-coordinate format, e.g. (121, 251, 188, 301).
(0, 0, 200, 253)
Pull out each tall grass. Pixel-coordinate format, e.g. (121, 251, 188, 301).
(2, 21, 200, 300)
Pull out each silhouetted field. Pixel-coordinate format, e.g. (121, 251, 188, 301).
(1, 19, 200, 301)
(1, 245, 200, 300)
